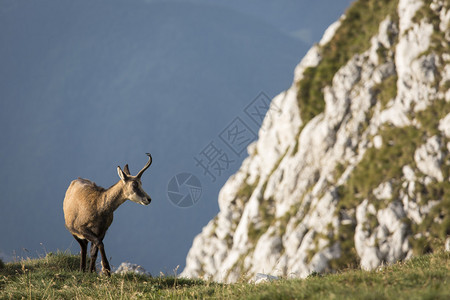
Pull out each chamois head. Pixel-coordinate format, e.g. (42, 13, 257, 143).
(117, 153, 152, 205)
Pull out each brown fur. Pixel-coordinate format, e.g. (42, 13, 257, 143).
(63, 155, 152, 275)
(63, 179, 122, 240)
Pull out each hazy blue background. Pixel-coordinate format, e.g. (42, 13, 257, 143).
(0, 0, 352, 274)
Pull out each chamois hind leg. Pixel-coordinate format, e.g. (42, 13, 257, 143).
(73, 235, 88, 272)
(89, 243, 99, 273)
(80, 229, 111, 276)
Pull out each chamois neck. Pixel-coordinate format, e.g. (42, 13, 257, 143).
(100, 180, 127, 213)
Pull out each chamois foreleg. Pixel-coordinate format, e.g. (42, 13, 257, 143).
(98, 242, 111, 276)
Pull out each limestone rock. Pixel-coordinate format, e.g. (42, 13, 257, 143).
(182, 0, 450, 282)
(115, 262, 150, 276)
(253, 273, 279, 284)
(414, 136, 444, 182)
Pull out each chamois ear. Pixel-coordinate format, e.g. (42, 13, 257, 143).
(123, 164, 131, 175)
(117, 166, 128, 183)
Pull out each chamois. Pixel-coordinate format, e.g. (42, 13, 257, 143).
(63, 153, 152, 275)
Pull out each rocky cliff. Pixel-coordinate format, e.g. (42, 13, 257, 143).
(182, 0, 450, 282)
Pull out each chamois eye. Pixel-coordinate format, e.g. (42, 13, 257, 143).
(132, 181, 138, 188)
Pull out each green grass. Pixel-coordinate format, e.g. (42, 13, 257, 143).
(1, 251, 449, 299)
(336, 125, 424, 212)
(329, 222, 359, 271)
(372, 74, 398, 109)
(416, 100, 450, 137)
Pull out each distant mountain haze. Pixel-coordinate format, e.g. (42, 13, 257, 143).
(0, 0, 351, 274)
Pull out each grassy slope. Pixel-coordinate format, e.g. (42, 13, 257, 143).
(0, 251, 448, 299)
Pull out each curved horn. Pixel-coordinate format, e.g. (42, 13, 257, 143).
(136, 153, 152, 178)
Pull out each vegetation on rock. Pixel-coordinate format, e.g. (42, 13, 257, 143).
(297, 0, 399, 124)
